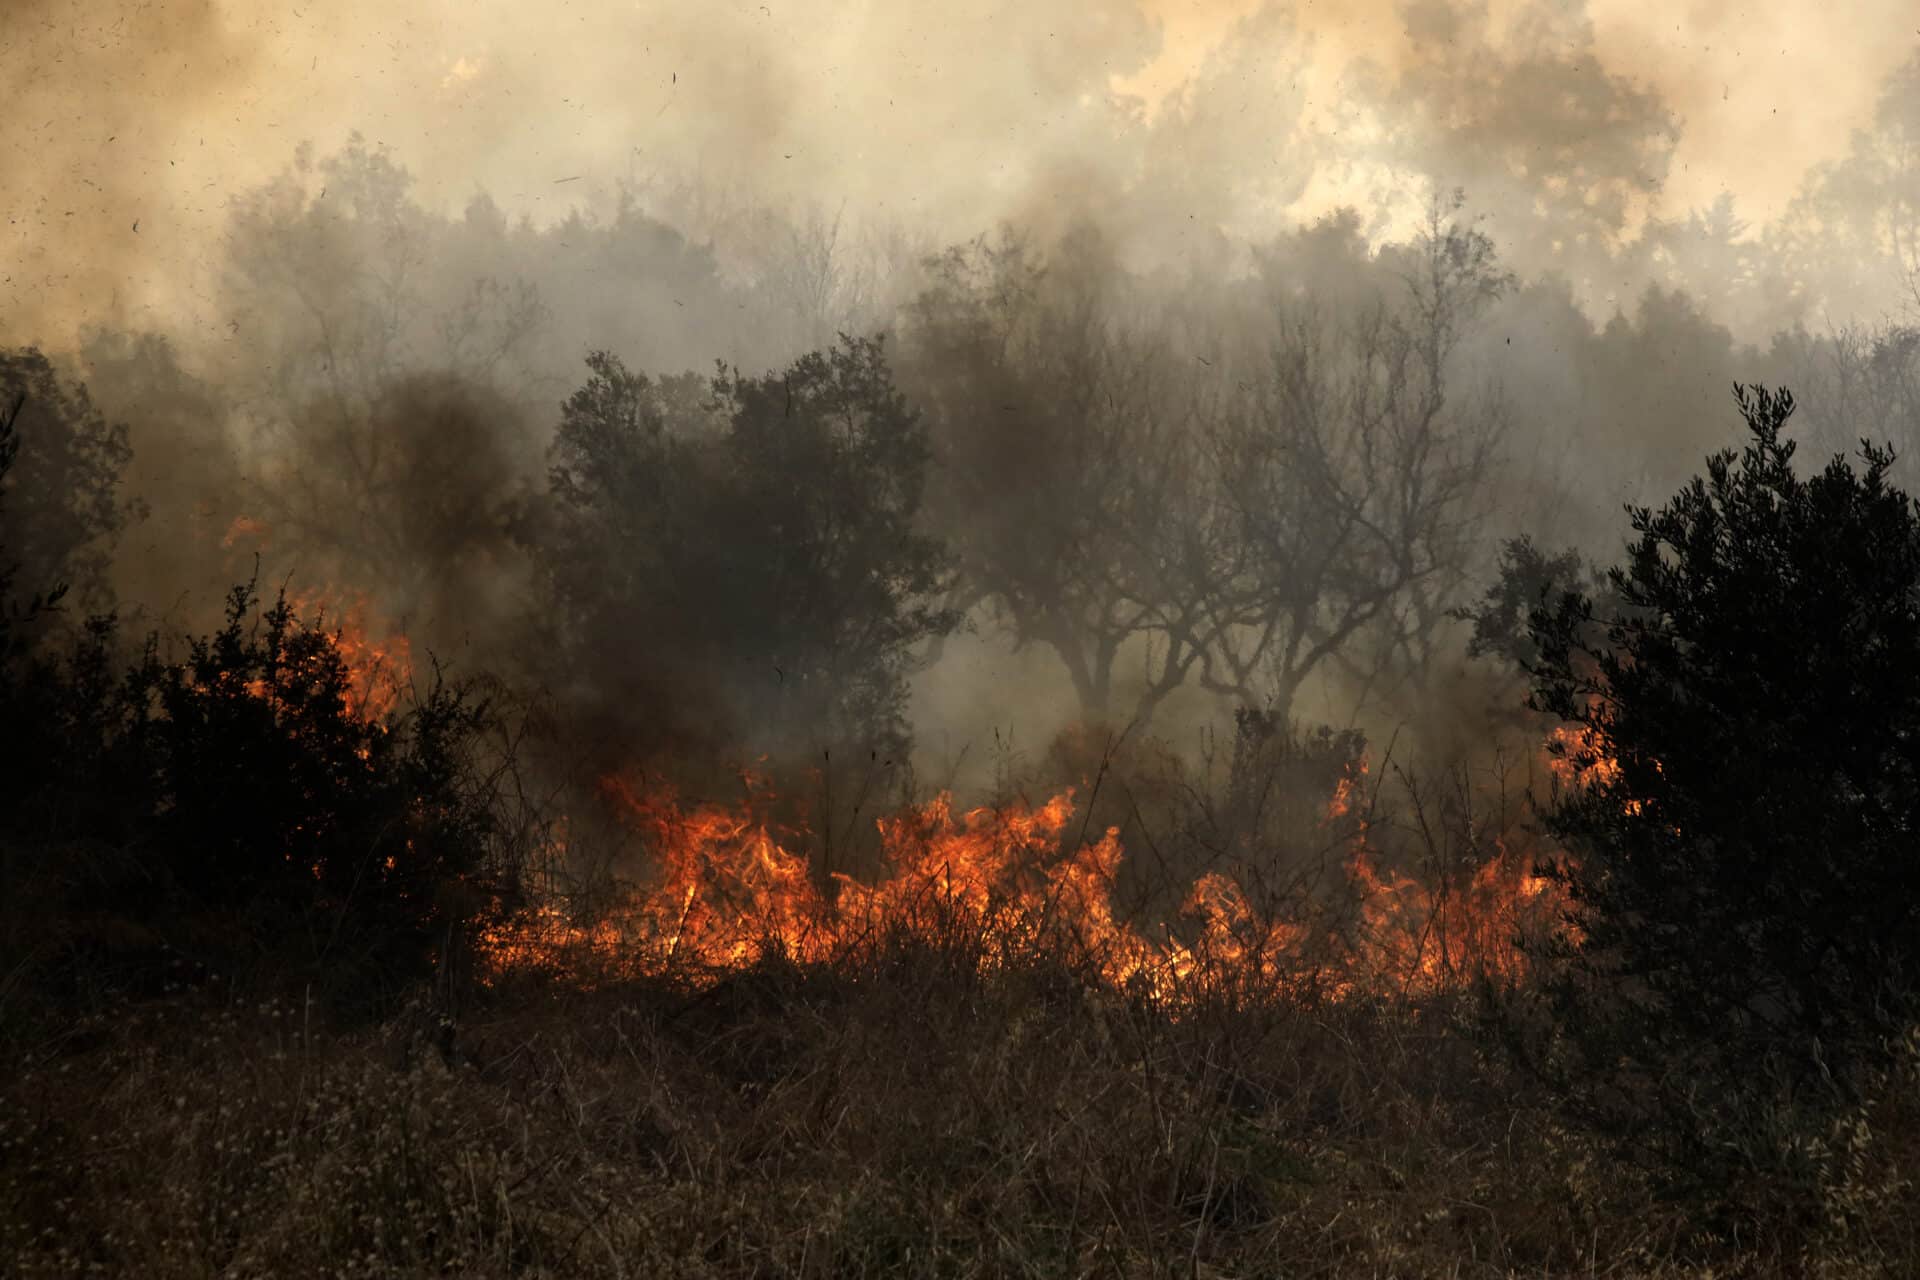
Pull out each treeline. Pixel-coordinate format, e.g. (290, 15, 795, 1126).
(3, 103, 1920, 1108)
(31, 133, 1920, 772)
(9, 131, 1920, 996)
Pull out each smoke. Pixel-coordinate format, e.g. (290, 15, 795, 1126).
(1, 0, 259, 345)
(1588, 0, 1919, 226)
(10, 0, 1919, 333)
(10, 0, 1920, 799)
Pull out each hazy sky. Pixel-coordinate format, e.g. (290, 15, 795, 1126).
(5, 0, 1917, 343)
(1135, 0, 1915, 215)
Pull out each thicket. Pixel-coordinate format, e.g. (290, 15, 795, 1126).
(0, 383, 517, 1026)
(1509, 386, 1920, 1199)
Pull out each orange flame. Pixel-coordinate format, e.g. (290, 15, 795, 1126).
(476, 754, 1577, 1004)
(282, 588, 413, 722)
(1343, 842, 1565, 995)
(1547, 724, 1619, 789)
(1547, 723, 1653, 819)
(205, 586, 410, 728)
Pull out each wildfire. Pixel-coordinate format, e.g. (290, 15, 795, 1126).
(1547, 722, 1655, 819)
(204, 585, 411, 730)
(208, 508, 408, 721)
(1547, 724, 1620, 789)
(282, 588, 413, 722)
(475, 755, 1577, 1004)
(1343, 843, 1563, 995)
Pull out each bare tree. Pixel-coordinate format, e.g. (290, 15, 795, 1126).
(1771, 320, 1920, 483)
(906, 206, 1505, 731)
(903, 227, 1230, 725)
(1201, 197, 1506, 721)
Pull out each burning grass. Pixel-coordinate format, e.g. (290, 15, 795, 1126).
(477, 750, 1571, 1011)
(5, 601, 1905, 1276)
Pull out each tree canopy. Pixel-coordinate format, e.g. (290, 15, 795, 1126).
(535, 335, 955, 764)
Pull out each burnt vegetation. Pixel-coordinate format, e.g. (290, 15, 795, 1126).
(7, 118, 1920, 1276)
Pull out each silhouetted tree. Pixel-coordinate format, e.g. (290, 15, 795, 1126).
(903, 226, 1226, 726)
(1458, 535, 1611, 672)
(905, 207, 1506, 731)
(0, 348, 136, 611)
(219, 139, 546, 635)
(1528, 384, 1920, 1108)
(1768, 320, 1920, 481)
(535, 335, 955, 763)
(1207, 198, 1508, 720)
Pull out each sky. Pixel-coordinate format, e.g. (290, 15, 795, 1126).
(4, 0, 1918, 344)
(1131, 0, 1917, 218)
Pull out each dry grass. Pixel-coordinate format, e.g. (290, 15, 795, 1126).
(6, 941, 1914, 1278)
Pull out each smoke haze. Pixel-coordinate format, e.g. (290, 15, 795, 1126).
(10, 0, 1919, 339)
(11, 0, 1920, 793)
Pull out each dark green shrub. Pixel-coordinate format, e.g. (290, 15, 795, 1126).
(0, 390, 512, 1015)
(1527, 385, 1920, 1115)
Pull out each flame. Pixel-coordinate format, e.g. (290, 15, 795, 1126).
(1326, 754, 1368, 820)
(1343, 842, 1565, 995)
(476, 754, 1577, 1004)
(221, 514, 272, 550)
(202, 585, 410, 727)
(1547, 724, 1619, 789)
(209, 511, 408, 721)
(1547, 723, 1653, 818)
(281, 588, 413, 722)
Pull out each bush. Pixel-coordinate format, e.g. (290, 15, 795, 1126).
(0, 582, 513, 1015)
(1526, 384, 1920, 1112)
(1, 390, 511, 1015)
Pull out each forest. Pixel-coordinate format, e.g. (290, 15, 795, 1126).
(7, 2, 1920, 1274)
